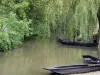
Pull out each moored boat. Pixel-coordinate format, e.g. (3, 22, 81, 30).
(43, 64, 100, 74)
(83, 55, 100, 64)
(58, 39, 98, 47)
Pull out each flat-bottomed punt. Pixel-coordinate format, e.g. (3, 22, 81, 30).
(83, 55, 100, 64)
(58, 39, 98, 47)
(43, 64, 100, 74)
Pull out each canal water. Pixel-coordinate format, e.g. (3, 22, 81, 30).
(0, 39, 99, 75)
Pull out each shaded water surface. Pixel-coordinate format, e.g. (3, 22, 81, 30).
(0, 39, 98, 75)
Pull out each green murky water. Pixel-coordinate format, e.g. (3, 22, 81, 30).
(0, 39, 98, 75)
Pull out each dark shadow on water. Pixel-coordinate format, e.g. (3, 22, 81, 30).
(48, 73, 76, 75)
(48, 73, 64, 75)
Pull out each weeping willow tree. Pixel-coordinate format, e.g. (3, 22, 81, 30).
(44, 0, 100, 42)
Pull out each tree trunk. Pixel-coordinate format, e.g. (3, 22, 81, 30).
(98, 29, 100, 50)
(97, 29, 100, 58)
(97, 7, 100, 58)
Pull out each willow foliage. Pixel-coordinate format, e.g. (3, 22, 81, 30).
(44, 0, 100, 42)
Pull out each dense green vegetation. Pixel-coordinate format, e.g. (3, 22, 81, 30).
(0, 0, 100, 51)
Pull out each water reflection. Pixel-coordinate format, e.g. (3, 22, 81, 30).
(0, 39, 98, 75)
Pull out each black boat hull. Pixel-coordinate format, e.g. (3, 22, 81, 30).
(58, 39, 98, 47)
(83, 55, 100, 64)
(43, 64, 100, 74)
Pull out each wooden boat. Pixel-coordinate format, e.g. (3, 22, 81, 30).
(58, 39, 98, 47)
(83, 55, 100, 64)
(43, 64, 100, 74)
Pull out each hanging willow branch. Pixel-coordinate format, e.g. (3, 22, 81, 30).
(44, 0, 100, 42)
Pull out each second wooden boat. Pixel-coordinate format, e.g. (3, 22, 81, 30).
(83, 55, 100, 64)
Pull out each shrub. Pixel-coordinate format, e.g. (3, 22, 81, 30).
(0, 12, 30, 51)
